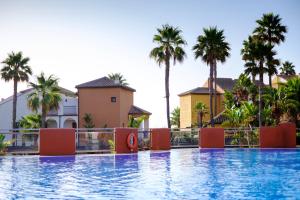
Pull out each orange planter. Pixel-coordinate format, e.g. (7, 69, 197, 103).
(40, 128, 76, 156)
(199, 128, 224, 148)
(115, 128, 138, 154)
(260, 123, 296, 148)
(150, 128, 170, 150)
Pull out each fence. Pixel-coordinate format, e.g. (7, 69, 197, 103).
(0, 127, 298, 155)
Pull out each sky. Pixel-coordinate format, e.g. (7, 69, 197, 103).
(0, 0, 299, 127)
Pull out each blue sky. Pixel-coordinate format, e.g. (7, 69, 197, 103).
(0, 0, 299, 127)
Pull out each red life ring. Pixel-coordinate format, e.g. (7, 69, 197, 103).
(127, 133, 137, 151)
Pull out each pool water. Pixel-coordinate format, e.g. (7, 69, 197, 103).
(0, 149, 300, 199)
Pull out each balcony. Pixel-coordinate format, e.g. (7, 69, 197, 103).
(63, 106, 77, 115)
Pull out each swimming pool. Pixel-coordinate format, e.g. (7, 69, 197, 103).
(0, 149, 299, 199)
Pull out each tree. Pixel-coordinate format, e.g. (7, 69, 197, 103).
(128, 115, 146, 128)
(83, 113, 95, 128)
(27, 73, 62, 128)
(241, 36, 275, 127)
(253, 13, 287, 87)
(285, 77, 300, 123)
(1, 51, 32, 128)
(194, 102, 208, 128)
(279, 61, 296, 75)
(150, 24, 186, 128)
(193, 27, 230, 126)
(170, 107, 180, 128)
(18, 114, 42, 129)
(108, 73, 128, 86)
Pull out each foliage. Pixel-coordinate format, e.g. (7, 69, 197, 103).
(279, 61, 296, 75)
(83, 113, 95, 128)
(108, 73, 128, 86)
(193, 26, 230, 127)
(128, 115, 146, 128)
(18, 114, 42, 129)
(150, 24, 187, 128)
(194, 102, 208, 128)
(108, 139, 115, 153)
(0, 134, 11, 155)
(170, 107, 180, 128)
(27, 72, 62, 128)
(1, 51, 32, 128)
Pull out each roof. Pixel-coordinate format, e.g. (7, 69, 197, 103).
(178, 87, 218, 96)
(128, 105, 151, 115)
(0, 86, 76, 105)
(75, 76, 136, 92)
(214, 78, 236, 91)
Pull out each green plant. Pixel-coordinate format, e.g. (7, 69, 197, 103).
(128, 115, 146, 128)
(0, 134, 11, 155)
(194, 102, 208, 128)
(83, 113, 95, 129)
(170, 107, 180, 128)
(108, 139, 115, 153)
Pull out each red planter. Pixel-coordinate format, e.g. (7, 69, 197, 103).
(199, 128, 224, 148)
(40, 128, 76, 156)
(150, 128, 170, 150)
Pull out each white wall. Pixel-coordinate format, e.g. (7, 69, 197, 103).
(0, 89, 78, 129)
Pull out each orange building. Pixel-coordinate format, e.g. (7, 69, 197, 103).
(76, 77, 151, 128)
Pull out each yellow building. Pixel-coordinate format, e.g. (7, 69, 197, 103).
(272, 74, 300, 89)
(179, 78, 236, 128)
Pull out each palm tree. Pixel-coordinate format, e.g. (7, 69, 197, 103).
(241, 36, 275, 127)
(266, 55, 280, 86)
(108, 73, 128, 86)
(192, 27, 230, 126)
(170, 107, 180, 128)
(1, 52, 32, 129)
(27, 73, 62, 128)
(194, 102, 208, 128)
(150, 24, 187, 128)
(285, 77, 300, 123)
(279, 61, 296, 75)
(253, 13, 287, 87)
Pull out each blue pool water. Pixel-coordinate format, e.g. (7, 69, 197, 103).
(0, 148, 300, 199)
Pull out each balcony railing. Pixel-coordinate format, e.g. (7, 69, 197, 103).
(63, 106, 77, 115)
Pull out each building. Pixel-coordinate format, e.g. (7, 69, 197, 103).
(272, 74, 300, 89)
(179, 78, 236, 128)
(0, 87, 78, 130)
(76, 76, 151, 129)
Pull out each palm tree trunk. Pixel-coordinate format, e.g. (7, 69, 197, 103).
(12, 78, 18, 146)
(41, 105, 47, 128)
(252, 73, 255, 83)
(12, 79, 18, 129)
(165, 57, 171, 128)
(200, 113, 203, 128)
(214, 61, 217, 117)
(258, 61, 264, 127)
(268, 74, 272, 87)
(209, 62, 214, 127)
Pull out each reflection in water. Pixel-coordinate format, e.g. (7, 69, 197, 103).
(0, 149, 299, 199)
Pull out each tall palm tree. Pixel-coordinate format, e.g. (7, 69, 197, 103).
(241, 36, 275, 127)
(253, 13, 287, 87)
(108, 73, 128, 86)
(194, 102, 208, 128)
(1, 51, 32, 129)
(279, 61, 296, 75)
(192, 27, 230, 126)
(150, 24, 187, 128)
(27, 73, 62, 128)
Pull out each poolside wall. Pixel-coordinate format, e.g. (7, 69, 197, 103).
(115, 128, 138, 153)
(150, 128, 170, 150)
(199, 128, 224, 148)
(40, 128, 76, 156)
(260, 123, 296, 148)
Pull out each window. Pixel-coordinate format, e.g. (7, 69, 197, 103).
(111, 97, 117, 103)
